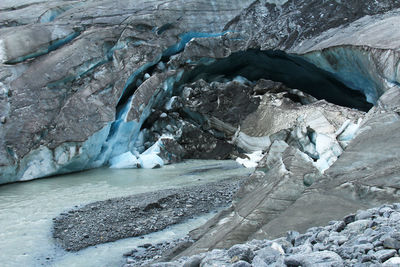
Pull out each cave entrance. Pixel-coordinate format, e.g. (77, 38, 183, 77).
(179, 49, 372, 112)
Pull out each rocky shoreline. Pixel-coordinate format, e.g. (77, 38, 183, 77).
(123, 236, 195, 267)
(146, 203, 400, 267)
(52, 176, 243, 251)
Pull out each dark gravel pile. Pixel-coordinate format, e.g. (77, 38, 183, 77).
(150, 203, 400, 267)
(123, 236, 195, 267)
(52, 177, 242, 251)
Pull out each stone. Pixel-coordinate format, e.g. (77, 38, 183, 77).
(231, 261, 252, 267)
(391, 232, 400, 241)
(227, 244, 254, 262)
(384, 238, 400, 250)
(150, 263, 180, 267)
(343, 214, 356, 225)
(284, 251, 343, 267)
(199, 249, 230, 267)
(356, 210, 374, 220)
(373, 249, 397, 263)
(251, 247, 282, 266)
(294, 233, 313, 247)
(345, 220, 370, 234)
(332, 221, 346, 233)
(328, 235, 348, 246)
(182, 255, 204, 267)
(286, 231, 300, 245)
(383, 257, 400, 266)
(316, 230, 330, 242)
(288, 243, 313, 254)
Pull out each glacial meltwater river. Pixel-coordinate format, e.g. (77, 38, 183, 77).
(0, 160, 253, 267)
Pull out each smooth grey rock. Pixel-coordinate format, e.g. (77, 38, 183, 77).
(294, 233, 313, 247)
(199, 249, 230, 267)
(391, 232, 400, 241)
(316, 230, 330, 242)
(344, 220, 370, 235)
(287, 243, 313, 255)
(284, 251, 343, 267)
(373, 249, 397, 263)
(151, 263, 180, 267)
(328, 235, 348, 246)
(356, 210, 374, 220)
(389, 212, 400, 225)
(384, 238, 400, 250)
(227, 244, 254, 262)
(382, 257, 400, 266)
(231, 261, 251, 267)
(251, 247, 283, 267)
(183, 255, 205, 267)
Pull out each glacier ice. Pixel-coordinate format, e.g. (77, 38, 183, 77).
(136, 139, 166, 169)
(162, 31, 229, 57)
(337, 119, 362, 142)
(232, 132, 271, 153)
(109, 152, 139, 169)
(165, 96, 179, 111)
(108, 138, 167, 169)
(236, 150, 264, 168)
(303, 48, 380, 104)
(100, 72, 182, 170)
(336, 118, 362, 149)
(13, 124, 112, 182)
(21, 146, 56, 181)
(138, 154, 164, 169)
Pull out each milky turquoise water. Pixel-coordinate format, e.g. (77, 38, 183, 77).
(0, 160, 252, 267)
